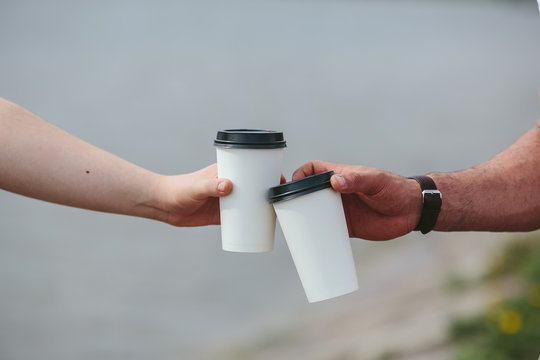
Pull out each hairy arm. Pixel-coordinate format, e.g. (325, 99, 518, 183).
(293, 120, 540, 240)
(0, 98, 231, 226)
(430, 120, 540, 232)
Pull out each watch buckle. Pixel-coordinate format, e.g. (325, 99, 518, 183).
(422, 190, 442, 204)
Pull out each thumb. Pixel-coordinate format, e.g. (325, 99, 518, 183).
(331, 171, 383, 196)
(191, 178, 233, 200)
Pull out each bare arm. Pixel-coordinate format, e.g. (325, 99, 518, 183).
(0, 98, 232, 226)
(431, 121, 540, 232)
(293, 120, 540, 240)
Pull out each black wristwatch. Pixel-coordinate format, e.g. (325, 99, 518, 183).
(409, 175, 442, 234)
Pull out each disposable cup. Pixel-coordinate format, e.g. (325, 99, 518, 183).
(268, 171, 358, 302)
(215, 129, 286, 252)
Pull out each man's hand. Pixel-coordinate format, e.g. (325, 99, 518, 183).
(293, 161, 422, 240)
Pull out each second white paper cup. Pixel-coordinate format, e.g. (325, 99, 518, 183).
(215, 129, 286, 252)
(269, 171, 358, 302)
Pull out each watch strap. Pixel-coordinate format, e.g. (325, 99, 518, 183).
(409, 175, 442, 234)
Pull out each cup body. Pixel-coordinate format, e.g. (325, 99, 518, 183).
(270, 174, 358, 302)
(215, 130, 285, 252)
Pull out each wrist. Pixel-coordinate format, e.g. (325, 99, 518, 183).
(426, 172, 451, 231)
(134, 173, 170, 223)
(406, 178, 423, 233)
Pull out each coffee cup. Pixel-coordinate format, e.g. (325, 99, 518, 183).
(215, 129, 286, 252)
(268, 171, 358, 302)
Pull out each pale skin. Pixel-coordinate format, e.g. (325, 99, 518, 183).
(293, 119, 540, 241)
(0, 98, 233, 226)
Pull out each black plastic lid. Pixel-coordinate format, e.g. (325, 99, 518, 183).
(214, 129, 286, 149)
(268, 171, 334, 203)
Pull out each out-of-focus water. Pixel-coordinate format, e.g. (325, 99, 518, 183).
(1, 1, 539, 359)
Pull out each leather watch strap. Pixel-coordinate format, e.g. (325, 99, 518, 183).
(409, 175, 442, 234)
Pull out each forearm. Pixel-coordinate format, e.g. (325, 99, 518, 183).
(429, 122, 540, 232)
(0, 98, 167, 221)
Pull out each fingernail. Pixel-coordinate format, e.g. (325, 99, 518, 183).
(217, 181, 227, 193)
(333, 175, 346, 188)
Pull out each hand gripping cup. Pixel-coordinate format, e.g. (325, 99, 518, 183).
(215, 129, 286, 252)
(268, 171, 358, 302)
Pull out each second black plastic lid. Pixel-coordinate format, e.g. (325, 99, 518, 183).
(268, 171, 334, 203)
(214, 129, 286, 149)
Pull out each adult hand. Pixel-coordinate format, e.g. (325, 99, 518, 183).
(292, 161, 422, 240)
(153, 164, 232, 227)
(153, 165, 286, 226)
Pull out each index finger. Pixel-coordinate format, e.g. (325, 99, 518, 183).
(292, 160, 341, 180)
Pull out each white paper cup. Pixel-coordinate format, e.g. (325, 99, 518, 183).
(269, 171, 358, 302)
(215, 129, 286, 252)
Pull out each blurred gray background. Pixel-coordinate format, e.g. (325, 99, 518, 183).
(1, 1, 539, 359)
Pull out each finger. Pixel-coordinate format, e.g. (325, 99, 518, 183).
(191, 177, 233, 201)
(330, 171, 384, 196)
(216, 178, 233, 195)
(280, 174, 287, 184)
(292, 160, 334, 181)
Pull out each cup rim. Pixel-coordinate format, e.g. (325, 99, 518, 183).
(268, 171, 334, 203)
(214, 129, 287, 149)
